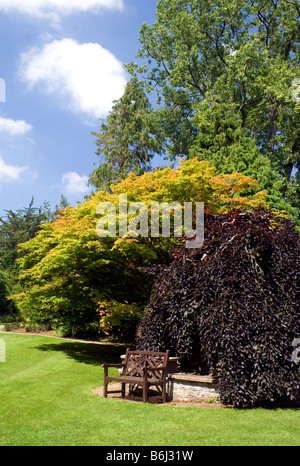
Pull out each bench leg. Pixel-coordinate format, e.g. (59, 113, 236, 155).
(143, 380, 148, 403)
(103, 380, 107, 398)
(162, 383, 167, 404)
(121, 383, 126, 397)
(103, 367, 108, 397)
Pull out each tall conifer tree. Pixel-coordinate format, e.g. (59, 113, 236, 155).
(89, 78, 162, 192)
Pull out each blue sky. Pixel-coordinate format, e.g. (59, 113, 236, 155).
(0, 0, 160, 217)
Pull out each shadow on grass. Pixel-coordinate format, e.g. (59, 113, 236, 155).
(36, 340, 128, 366)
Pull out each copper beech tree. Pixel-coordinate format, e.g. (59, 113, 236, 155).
(137, 208, 300, 408)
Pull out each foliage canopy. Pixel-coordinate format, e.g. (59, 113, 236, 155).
(127, 0, 300, 219)
(14, 159, 270, 339)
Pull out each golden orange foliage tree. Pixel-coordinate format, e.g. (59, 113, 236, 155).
(14, 159, 269, 339)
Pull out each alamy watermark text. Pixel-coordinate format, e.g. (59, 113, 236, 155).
(96, 195, 204, 248)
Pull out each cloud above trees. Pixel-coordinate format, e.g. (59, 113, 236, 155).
(0, 156, 27, 182)
(0, 117, 33, 135)
(19, 38, 128, 119)
(61, 171, 89, 194)
(0, 0, 124, 24)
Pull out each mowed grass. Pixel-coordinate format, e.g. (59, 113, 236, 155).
(0, 333, 299, 446)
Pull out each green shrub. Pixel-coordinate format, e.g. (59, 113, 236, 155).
(99, 300, 145, 342)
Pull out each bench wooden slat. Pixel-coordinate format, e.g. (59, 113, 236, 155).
(106, 375, 164, 384)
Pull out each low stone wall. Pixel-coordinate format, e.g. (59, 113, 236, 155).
(168, 373, 220, 403)
(119, 353, 220, 403)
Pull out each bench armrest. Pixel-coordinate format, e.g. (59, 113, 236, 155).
(102, 363, 126, 368)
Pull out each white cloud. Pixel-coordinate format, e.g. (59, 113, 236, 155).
(0, 156, 27, 181)
(0, 78, 6, 102)
(19, 38, 128, 118)
(62, 171, 89, 194)
(0, 0, 123, 24)
(0, 117, 33, 135)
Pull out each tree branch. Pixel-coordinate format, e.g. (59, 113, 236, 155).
(285, 0, 300, 16)
(204, 31, 229, 68)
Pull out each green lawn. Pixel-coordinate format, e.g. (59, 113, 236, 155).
(0, 333, 299, 446)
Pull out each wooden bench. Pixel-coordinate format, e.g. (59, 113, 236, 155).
(102, 349, 170, 403)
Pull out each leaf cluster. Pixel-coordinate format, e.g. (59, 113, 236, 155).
(14, 194, 151, 340)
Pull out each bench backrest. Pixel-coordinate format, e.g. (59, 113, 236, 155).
(123, 349, 170, 379)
